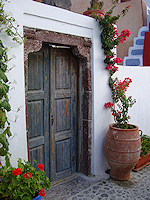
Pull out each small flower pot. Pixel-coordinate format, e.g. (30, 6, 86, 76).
(33, 196, 41, 200)
(133, 153, 150, 171)
(83, 9, 104, 18)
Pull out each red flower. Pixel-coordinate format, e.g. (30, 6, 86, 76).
(12, 168, 22, 176)
(119, 36, 127, 43)
(37, 163, 44, 171)
(121, 29, 131, 37)
(114, 77, 132, 92)
(114, 57, 123, 64)
(113, 66, 118, 72)
(104, 102, 114, 109)
(23, 172, 32, 179)
(38, 189, 45, 197)
(106, 64, 112, 70)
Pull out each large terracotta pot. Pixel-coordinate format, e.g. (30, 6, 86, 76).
(104, 124, 141, 181)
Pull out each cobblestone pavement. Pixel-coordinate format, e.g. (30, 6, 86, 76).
(44, 164, 150, 200)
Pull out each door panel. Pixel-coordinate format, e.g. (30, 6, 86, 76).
(28, 46, 50, 177)
(29, 146, 44, 167)
(50, 48, 77, 181)
(56, 139, 71, 172)
(28, 45, 78, 181)
(55, 56, 70, 89)
(28, 52, 44, 91)
(28, 101, 44, 139)
(55, 98, 71, 132)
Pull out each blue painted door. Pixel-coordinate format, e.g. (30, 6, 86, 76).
(28, 45, 78, 181)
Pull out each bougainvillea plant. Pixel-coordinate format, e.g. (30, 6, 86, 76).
(0, 159, 51, 199)
(93, 0, 136, 129)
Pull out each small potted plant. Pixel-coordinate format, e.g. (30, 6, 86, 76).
(83, 0, 104, 17)
(133, 132, 150, 171)
(0, 159, 50, 200)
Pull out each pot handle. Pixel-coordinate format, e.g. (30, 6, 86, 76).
(113, 131, 118, 139)
(139, 130, 143, 136)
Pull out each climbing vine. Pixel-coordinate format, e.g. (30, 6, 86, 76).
(93, 0, 136, 129)
(0, 0, 24, 166)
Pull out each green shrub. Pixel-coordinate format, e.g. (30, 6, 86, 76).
(140, 133, 150, 157)
(0, 159, 50, 199)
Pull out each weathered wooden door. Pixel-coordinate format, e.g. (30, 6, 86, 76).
(27, 44, 78, 181)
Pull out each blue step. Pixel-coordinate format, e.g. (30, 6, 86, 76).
(131, 49, 143, 55)
(124, 26, 149, 66)
(135, 39, 144, 45)
(141, 30, 147, 36)
(125, 59, 140, 66)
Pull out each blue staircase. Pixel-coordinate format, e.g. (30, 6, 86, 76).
(123, 26, 149, 66)
(124, 2, 150, 66)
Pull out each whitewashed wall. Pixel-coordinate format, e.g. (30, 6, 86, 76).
(116, 67, 150, 136)
(2, 0, 150, 177)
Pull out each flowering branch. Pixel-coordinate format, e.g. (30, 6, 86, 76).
(93, 1, 136, 129)
(0, 0, 24, 43)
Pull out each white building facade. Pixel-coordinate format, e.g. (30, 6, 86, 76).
(1, 0, 150, 180)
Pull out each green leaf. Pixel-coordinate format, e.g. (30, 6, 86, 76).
(0, 147, 7, 156)
(0, 68, 8, 83)
(0, 81, 9, 99)
(0, 99, 11, 111)
(18, 159, 24, 172)
(0, 63, 7, 72)
(0, 133, 9, 150)
(22, 195, 32, 200)
(5, 154, 11, 167)
(3, 127, 12, 137)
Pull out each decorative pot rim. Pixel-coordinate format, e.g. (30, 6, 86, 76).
(84, 9, 104, 13)
(109, 123, 139, 131)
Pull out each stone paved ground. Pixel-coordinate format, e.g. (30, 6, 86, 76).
(44, 164, 150, 200)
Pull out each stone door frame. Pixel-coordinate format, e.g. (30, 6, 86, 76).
(24, 27, 92, 175)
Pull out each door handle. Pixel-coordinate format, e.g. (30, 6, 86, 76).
(51, 115, 54, 126)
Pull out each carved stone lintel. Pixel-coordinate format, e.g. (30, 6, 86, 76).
(24, 39, 43, 62)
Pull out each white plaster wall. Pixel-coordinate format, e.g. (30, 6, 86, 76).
(1, 1, 27, 166)
(2, 0, 150, 177)
(145, 0, 150, 7)
(116, 66, 150, 137)
(145, 0, 150, 25)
